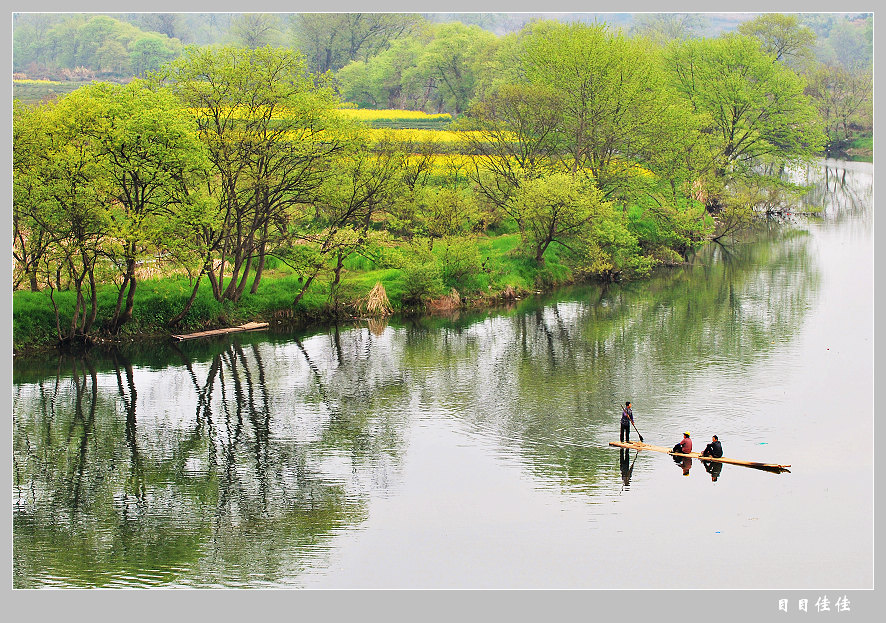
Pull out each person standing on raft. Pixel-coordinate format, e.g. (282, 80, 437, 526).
(672, 432, 692, 454)
(620, 401, 634, 443)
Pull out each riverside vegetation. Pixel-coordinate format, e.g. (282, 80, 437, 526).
(13, 15, 870, 353)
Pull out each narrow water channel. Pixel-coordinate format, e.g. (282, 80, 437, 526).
(12, 159, 873, 589)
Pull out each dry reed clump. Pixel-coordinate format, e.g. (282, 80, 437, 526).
(427, 288, 462, 312)
(364, 281, 393, 317)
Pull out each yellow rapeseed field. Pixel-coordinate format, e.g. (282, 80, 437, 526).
(336, 108, 453, 122)
(362, 127, 489, 145)
(13, 79, 63, 84)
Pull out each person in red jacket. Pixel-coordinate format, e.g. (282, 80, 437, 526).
(672, 432, 692, 454)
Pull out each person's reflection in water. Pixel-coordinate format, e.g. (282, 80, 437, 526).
(704, 460, 723, 482)
(619, 448, 636, 488)
(673, 455, 692, 476)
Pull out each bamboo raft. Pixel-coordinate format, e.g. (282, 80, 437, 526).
(171, 322, 270, 342)
(609, 441, 791, 473)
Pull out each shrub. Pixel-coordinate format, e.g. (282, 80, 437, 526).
(437, 237, 483, 291)
(401, 261, 445, 306)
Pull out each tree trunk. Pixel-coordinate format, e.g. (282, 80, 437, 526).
(168, 278, 201, 327)
(292, 270, 319, 308)
(233, 254, 252, 302)
(329, 251, 346, 310)
(84, 264, 98, 336)
(110, 255, 137, 334)
(535, 238, 550, 265)
(207, 265, 221, 300)
(250, 239, 267, 295)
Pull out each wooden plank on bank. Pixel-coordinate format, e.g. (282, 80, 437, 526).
(171, 322, 269, 342)
(609, 441, 791, 473)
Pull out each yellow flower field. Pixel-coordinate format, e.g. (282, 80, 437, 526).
(336, 108, 453, 123)
(13, 79, 64, 84)
(361, 127, 487, 145)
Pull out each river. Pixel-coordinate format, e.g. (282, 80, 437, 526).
(11, 159, 873, 590)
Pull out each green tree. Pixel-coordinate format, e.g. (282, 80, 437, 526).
(230, 13, 284, 49)
(825, 17, 873, 71)
(12, 101, 54, 292)
(518, 21, 681, 201)
(96, 40, 130, 75)
(737, 13, 816, 65)
(74, 81, 209, 334)
(163, 45, 345, 310)
(630, 13, 708, 44)
(336, 21, 495, 114)
(337, 36, 433, 110)
(294, 131, 410, 309)
(665, 33, 824, 208)
(129, 34, 176, 76)
(292, 13, 422, 74)
(456, 83, 564, 213)
(415, 22, 498, 114)
(804, 63, 872, 155)
(18, 92, 112, 343)
(509, 172, 610, 265)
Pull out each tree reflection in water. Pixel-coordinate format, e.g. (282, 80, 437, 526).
(13, 331, 411, 587)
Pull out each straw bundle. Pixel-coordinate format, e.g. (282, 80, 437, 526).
(364, 281, 393, 317)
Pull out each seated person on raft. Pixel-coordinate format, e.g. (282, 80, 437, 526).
(702, 435, 723, 458)
(672, 432, 692, 454)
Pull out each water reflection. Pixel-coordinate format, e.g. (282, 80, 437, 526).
(796, 159, 873, 222)
(673, 455, 693, 477)
(13, 335, 412, 587)
(14, 160, 843, 586)
(704, 461, 724, 482)
(619, 448, 636, 489)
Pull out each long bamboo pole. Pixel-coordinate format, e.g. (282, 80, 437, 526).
(608, 441, 791, 473)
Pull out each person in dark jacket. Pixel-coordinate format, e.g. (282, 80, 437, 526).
(702, 435, 723, 458)
(672, 432, 692, 454)
(620, 401, 634, 443)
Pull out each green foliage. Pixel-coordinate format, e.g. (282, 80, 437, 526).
(436, 236, 484, 291)
(518, 21, 681, 201)
(564, 217, 655, 282)
(626, 194, 711, 256)
(336, 21, 497, 115)
(164, 45, 345, 305)
(804, 63, 872, 155)
(509, 172, 610, 264)
(292, 13, 423, 74)
(737, 13, 816, 65)
(666, 33, 825, 186)
(14, 12, 858, 349)
(400, 262, 446, 306)
(13, 14, 181, 80)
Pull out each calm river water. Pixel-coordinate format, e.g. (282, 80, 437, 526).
(12, 159, 873, 589)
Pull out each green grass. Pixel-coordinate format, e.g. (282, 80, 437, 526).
(12, 232, 582, 352)
(13, 80, 91, 105)
(847, 135, 873, 162)
(850, 136, 873, 150)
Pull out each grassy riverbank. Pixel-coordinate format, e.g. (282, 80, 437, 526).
(845, 135, 873, 162)
(12, 232, 579, 354)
